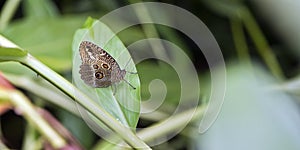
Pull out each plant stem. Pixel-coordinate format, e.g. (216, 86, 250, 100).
(18, 54, 150, 149)
(230, 18, 252, 68)
(0, 0, 21, 31)
(0, 90, 66, 149)
(129, 0, 169, 59)
(136, 105, 205, 142)
(94, 105, 206, 149)
(4, 73, 79, 116)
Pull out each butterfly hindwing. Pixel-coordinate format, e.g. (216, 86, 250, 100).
(79, 41, 135, 91)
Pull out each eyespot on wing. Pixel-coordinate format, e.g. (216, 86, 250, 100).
(79, 64, 97, 87)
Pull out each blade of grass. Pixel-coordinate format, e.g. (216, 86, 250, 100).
(0, 0, 21, 31)
(24, 0, 58, 18)
(128, 0, 169, 59)
(230, 18, 252, 68)
(4, 73, 79, 116)
(0, 90, 66, 149)
(202, 0, 284, 80)
(241, 8, 284, 80)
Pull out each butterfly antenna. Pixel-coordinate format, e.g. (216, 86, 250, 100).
(124, 57, 137, 74)
(127, 71, 137, 74)
(123, 79, 136, 89)
(125, 57, 135, 69)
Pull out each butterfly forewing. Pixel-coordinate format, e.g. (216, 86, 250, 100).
(79, 41, 130, 89)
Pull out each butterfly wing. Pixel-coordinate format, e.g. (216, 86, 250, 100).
(79, 41, 112, 88)
(79, 41, 126, 88)
(79, 63, 111, 88)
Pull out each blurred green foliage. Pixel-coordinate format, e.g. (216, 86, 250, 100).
(1, 0, 300, 149)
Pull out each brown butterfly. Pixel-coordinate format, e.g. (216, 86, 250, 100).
(79, 41, 135, 93)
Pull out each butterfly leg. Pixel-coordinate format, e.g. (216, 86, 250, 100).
(123, 79, 136, 89)
(112, 84, 117, 95)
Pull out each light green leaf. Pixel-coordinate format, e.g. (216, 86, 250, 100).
(0, 35, 27, 60)
(192, 63, 300, 150)
(72, 17, 141, 129)
(24, 0, 58, 18)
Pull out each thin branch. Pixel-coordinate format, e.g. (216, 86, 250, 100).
(0, 90, 66, 149)
(17, 54, 150, 149)
(0, 0, 21, 31)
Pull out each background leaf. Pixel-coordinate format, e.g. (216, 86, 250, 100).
(2, 16, 85, 72)
(191, 63, 300, 150)
(72, 17, 141, 129)
(24, 0, 58, 18)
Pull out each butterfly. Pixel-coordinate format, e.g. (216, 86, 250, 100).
(78, 41, 135, 93)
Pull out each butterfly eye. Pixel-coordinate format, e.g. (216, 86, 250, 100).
(93, 64, 99, 69)
(95, 72, 104, 79)
(102, 63, 110, 69)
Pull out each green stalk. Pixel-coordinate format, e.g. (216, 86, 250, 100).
(94, 105, 206, 149)
(241, 8, 284, 80)
(17, 54, 150, 149)
(0, 90, 66, 149)
(4, 73, 79, 116)
(0, 0, 21, 31)
(129, 0, 169, 59)
(136, 105, 205, 142)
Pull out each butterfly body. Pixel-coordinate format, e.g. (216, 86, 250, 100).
(79, 41, 127, 88)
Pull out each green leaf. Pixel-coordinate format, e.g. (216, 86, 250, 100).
(192, 63, 300, 150)
(72, 18, 141, 129)
(0, 47, 27, 58)
(2, 16, 85, 71)
(0, 35, 27, 60)
(24, 0, 58, 18)
(137, 61, 181, 105)
(82, 17, 95, 29)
